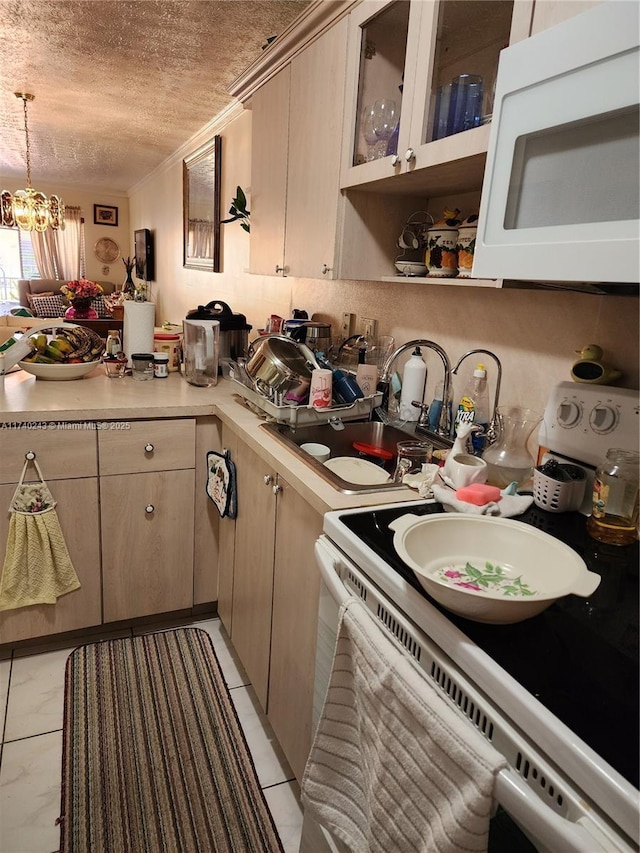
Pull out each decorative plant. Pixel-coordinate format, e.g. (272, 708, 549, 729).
(221, 186, 250, 233)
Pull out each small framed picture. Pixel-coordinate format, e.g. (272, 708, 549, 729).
(94, 204, 118, 227)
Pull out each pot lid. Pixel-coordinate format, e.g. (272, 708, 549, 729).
(186, 300, 252, 331)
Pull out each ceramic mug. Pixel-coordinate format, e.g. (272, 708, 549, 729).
(442, 453, 488, 489)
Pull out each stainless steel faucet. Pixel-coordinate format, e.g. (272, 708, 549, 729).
(451, 348, 502, 444)
(379, 339, 452, 437)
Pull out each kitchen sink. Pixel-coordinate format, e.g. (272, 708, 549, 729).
(261, 420, 452, 494)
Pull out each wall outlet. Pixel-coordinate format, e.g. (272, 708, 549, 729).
(341, 312, 355, 338)
(361, 317, 378, 339)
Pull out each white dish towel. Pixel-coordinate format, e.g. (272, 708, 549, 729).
(301, 597, 507, 853)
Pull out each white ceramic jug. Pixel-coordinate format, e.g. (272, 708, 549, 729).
(182, 318, 220, 387)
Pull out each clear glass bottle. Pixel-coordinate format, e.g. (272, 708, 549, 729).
(106, 329, 121, 357)
(587, 449, 639, 546)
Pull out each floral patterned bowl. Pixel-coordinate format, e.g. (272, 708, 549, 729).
(389, 514, 600, 624)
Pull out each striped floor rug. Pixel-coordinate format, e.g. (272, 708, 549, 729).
(60, 627, 284, 853)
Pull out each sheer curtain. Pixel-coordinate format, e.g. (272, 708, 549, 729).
(188, 219, 213, 259)
(31, 207, 84, 279)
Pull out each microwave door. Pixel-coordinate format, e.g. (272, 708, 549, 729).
(473, 1, 639, 285)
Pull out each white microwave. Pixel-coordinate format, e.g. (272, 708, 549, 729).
(473, 1, 639, 288)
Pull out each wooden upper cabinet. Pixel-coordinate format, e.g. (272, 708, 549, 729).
(340, 0, 533, 193)
(249, 18, 348, 280)
(284, 16, 348, 280)
(249, 65, 290, 276)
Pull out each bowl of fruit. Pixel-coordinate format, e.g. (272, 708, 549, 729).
(19, 323, 105, 380)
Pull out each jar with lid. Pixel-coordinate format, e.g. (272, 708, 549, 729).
(106, 329, 122, 357)
(587, 449, 639, 545)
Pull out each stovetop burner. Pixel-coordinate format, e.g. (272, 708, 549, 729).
(339, 501, 639, 788)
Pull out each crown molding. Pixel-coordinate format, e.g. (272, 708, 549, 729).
(228, 0, 359, 103)
(127, 100, 244, 196)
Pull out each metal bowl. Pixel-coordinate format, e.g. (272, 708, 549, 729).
(245, 335, 316, 403)
(389, 514, 600, 624)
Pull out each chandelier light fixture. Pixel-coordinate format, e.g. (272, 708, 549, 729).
(1, 92, 65, 232)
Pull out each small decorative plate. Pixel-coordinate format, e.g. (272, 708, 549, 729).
(94, 237, 120, 264)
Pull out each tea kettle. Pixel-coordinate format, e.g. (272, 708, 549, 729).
(182, 317, 220, 387)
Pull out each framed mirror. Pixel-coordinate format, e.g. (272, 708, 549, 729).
(183, 136, 221, 271)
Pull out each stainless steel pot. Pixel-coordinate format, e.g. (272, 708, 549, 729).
(245, 335, 317, 404)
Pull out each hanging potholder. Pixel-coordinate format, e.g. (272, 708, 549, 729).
(206, 450, 237, 519)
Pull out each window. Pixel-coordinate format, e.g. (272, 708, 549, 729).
(0, 227, 39, 303)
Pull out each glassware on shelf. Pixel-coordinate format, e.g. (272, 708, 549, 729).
(360, 105, 379, 162)
(371, 98, 399, 158)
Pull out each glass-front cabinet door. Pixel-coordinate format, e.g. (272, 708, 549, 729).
(341, 0, 531, 191)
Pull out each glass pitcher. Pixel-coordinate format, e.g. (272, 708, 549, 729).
(482, 406, 542, 489)
(182, 319, 220, 387)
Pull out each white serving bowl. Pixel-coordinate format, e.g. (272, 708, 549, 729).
(395, 261, 428, 277)
(19, 360, 101, 381)
(389, 513, 600, 624)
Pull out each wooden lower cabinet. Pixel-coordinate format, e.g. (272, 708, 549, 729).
(229, 440, 277, 709)
(222, 433, 324, 781)
(268, 476, 323, 782)
(0, 477, 102, 644)
(100, 468, 195, 622)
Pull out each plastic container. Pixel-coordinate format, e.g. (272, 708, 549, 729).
(154, 329, 181, 372)
(533, 461, 586, 513)
(131, 353, 155, 381)
(399, 347, 427, 421)
(454, 363, 490, 453)
(587, 449, 639, 545)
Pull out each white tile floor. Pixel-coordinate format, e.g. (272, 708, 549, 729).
(0, 616, 304, 853)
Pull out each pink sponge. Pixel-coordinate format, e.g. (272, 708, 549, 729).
(455, 483, 502, 505)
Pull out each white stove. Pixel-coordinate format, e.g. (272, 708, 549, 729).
(538, 382, 639, 512)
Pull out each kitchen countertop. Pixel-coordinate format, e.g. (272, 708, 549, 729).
(0, 367, 417, 515)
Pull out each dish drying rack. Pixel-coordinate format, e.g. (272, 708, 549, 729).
(229, 377, 382, 426)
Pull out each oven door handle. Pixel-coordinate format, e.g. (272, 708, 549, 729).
(315, 537, 351, 607)
(496, 770, 616, 852)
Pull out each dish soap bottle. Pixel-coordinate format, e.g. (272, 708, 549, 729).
(454, 363, 489, 453)
(399, 347, 427, 421)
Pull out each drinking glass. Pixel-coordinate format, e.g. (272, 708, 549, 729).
(371, 98, 399, 159)
(360, 105, 379, 162)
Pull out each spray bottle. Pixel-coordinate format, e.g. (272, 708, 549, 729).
(454, 363, 490, 454)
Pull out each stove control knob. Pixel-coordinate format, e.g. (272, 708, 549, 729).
(556, 399, 582, 428)
(589, 403, 619, 434)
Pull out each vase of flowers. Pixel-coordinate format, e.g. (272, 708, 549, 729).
(60, 279, 103, 320)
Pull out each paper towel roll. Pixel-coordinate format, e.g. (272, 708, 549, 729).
(123, 301, 156, 366)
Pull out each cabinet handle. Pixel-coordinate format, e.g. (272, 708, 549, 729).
(263, 474, 273, 485)
(145, 443, 154, 453)
(405, 148, 415, 163)
(145, 504, 155, 514)
(275, 264, 285, 274)
(272, 484, 283, 495)
(321, 264, 332, 275)
(391, 154, 401, 167)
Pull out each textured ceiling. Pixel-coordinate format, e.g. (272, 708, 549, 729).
(0, 0, 309, 192)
